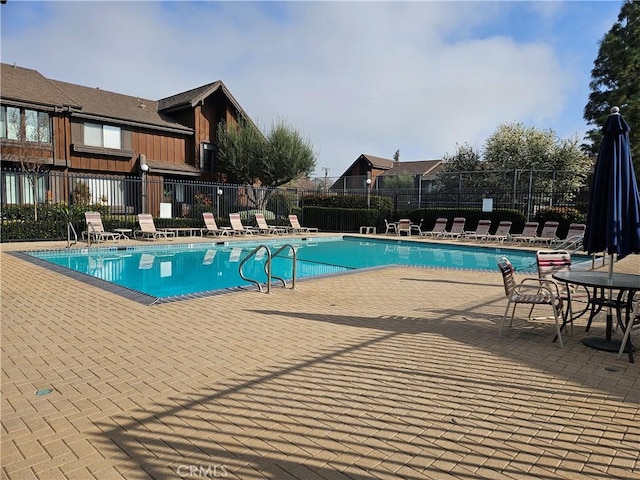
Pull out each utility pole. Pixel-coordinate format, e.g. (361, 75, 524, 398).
(322, 167, 330, 192)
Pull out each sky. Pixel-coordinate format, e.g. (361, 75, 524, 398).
(0, 0, 623, 179)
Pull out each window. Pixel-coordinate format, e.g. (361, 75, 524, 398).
(84, 122, 121, 149)
(0, 106, 50, 142)
(200, 142, 217, 172)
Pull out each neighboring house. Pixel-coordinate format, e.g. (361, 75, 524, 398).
(332, 154, 443, 192)
(0, 63, 256, 208)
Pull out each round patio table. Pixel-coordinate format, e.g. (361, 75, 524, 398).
(552, 270, 640, 362)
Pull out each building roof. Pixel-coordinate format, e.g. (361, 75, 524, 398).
(381, 159, 443, 178)
(144, 159, 201, 177)
(157, 81, 223, 111)
(0, 63, 80, 110)
(360, 154, 395, 170)
(158, 80, 259, 133)
(48, 79, 191, 132)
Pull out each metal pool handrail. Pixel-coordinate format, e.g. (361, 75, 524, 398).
(238, 244, 298, 293)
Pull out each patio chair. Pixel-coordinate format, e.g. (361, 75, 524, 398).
(229, 213, 257, 235)
(420, 217, 448, 237)
(508, 221, 539, 244)
(410, 218, 424, 236)
(618, 299, 640, 361)
(497, 257, 564, 348)
(397, 218, 411, 236)
(201, 212, 232, 236)
(481, 220, 512, 243)
(255, 213, 286, 235)
(83, 211, 122, 244)
(384, 219, 398, 235)
(534, 221, 560, 245)
(136, 213, 176, 241)
(288, 214, 319, 234)
(535, 249, 589, 337)
(461, 219, 491, 241)
(438, 217, 466, 240)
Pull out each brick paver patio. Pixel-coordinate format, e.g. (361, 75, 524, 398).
(2, 236, 638, 479)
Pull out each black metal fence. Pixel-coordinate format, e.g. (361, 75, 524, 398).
(1, 168, 588, 229)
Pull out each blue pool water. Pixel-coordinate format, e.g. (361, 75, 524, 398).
(25, 236, 557, 300)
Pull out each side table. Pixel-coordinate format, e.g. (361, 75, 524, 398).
(113, 228, 132, 240)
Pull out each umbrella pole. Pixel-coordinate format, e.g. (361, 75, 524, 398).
(605, 253, 615, 341)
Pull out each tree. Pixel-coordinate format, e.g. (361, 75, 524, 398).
(215, 117, 265, 185)
(2, 107, 52, 220)
(584, 0, 640, 176)
(216, 118, 317, 208)
(482, 122, 591, 194)
(433, 142, 484, 192)
(261, 119, 317, 188)
(383, 172, 414, 191)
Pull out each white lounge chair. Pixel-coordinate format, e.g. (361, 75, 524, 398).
(255, 213, 286, 235)
(84, 211, 122, 244)
(481, 221, 512, 243)
(229, 213, 257, 235)
(136, 214, 176, 241)
(462, 220, 491, 241)
(508, 222, 539, 244)
(288, 215, 318, 234)
(201, 212, 231, 236)
(438, 217, 466, 239)
(421, 218, 447, 237)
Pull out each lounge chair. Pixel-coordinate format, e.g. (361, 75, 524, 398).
(136, 213, 176, 241)
(229, 213, 257, 235)
(438, 217, 466, 239)
(288, 215, 319, 234)
(255, 213, 286, 235)
(508, 221, 539, 244)
(551, 223, 586, 248)
(534, 221, 559, 245)
(384, 219, 398, 235)
(83, 211, 122, 244)
(201, 212, 231, 236)
(461, 219, 492, 241)
(497, 257, 565, 348)
(481, 220, 512, 243)
(420, 218, 448, 237)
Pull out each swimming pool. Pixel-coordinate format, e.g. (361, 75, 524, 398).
(22, 236, 557, 302)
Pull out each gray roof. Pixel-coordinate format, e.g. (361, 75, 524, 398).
(0, 63, 80, 109)
(49, 79, 191, 132)
(157, 79, 258, 132)
(381, 159, 443, 177)
(361, 154, 395, 169)
(157, 81, 223, 111)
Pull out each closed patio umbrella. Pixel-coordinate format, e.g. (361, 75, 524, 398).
(582, 106, 640, 352)
(584, 106, 640, 269)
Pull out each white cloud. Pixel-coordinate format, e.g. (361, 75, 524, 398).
(0, 1, 605, 177)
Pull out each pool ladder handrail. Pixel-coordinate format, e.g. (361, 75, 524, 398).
(67, 222, 78, 248)
(238, 244, 297, 293)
